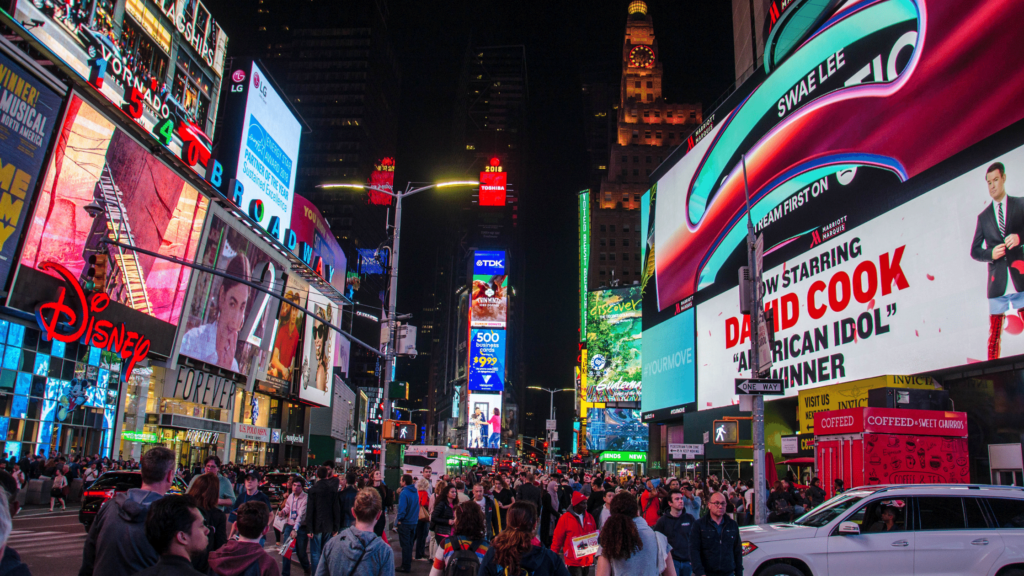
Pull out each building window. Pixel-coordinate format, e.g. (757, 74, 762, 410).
(667, 110, 673, 117)
(631, 109, 638, 116)
(623, 253, 629, 261)
(600, 224, 607, 232)
(646, 169, 651, 176)
(632, 130, 639, 139)
(634, 193, 640, 202)
(609, 253, 615, 261)
(599, 252, 607, 261)
(600, 238, 606, 247)
(610, 225, 616, 232)
(634, 81, 641, 89)
(633, 156, 639, 163)
(690, 111, 697, 118)
(623, 224, 630, 232)
(599, 268, 606, 276)
(623, 269, 630, 275)
(646, 93, 653, 102)
(620, 168, 628, 176)
(610, 239, 616, 247)
(171, 51, 214, 129)
(669, 132, 675, 139)
(621, 155, 628, 163)
(646, 156, 652, 163)
(654, 110, 660, 118)
(655, 131, 662, 139)
(646, 81, 653, 88)
(645, 130, 651, 139)
(622, 238, 630, 247)
(643, 110, 650, 117)
(633, 169, 639, 176)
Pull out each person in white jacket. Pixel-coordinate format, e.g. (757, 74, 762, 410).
(277, 475, 310, 576)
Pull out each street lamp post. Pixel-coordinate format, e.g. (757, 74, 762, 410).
(319, 179, 477, 479)
(527, 386, 573, 473)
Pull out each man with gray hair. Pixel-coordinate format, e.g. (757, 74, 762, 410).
(0, 487, 29, 575)
(79, 446, 177, 576)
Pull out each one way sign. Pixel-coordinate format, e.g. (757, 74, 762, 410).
(734, 378, 785, 395)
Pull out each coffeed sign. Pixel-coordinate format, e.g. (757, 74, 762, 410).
(169, 367, 238, 410)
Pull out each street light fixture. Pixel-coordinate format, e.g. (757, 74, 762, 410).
(320, 178, 479, 478)
(527, 386, 574, 472)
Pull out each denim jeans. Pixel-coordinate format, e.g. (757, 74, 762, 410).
(309, 532, 331, 574)
(414, 519, 430, 559)
(397, 523, 416, 570)
(673, 560, 692, 576)
(280, 524, 310, 576)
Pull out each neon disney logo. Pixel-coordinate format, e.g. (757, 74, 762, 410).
(33, 262, 151, 378)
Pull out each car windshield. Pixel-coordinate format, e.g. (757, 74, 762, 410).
(793, 490, 876, 527)
(89, 473, 141, 491)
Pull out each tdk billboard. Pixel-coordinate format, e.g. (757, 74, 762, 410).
(473, 251, 506, 275)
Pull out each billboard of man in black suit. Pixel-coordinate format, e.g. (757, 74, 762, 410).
(970, 162, 1024, 359)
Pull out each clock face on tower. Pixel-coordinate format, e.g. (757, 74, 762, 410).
(629, 45, 655, 68)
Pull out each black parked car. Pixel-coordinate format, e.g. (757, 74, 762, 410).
(79, 471, 187, 531)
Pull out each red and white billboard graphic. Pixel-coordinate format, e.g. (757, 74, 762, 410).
(479, 172, 507, 206)
(368, 157, 395, 205)
(814, 407, 967, 438)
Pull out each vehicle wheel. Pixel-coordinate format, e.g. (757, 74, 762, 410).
(756, 564, 807, 576)
(997, 569, 1024, 576)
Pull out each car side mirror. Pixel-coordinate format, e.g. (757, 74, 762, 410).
(839, 521, 860, 535)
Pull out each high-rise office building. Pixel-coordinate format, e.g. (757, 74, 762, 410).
(590, 1, 701, 290)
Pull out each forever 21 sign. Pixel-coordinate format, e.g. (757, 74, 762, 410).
(170, 367, 238, 410)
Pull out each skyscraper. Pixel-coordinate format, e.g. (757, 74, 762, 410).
(590, 1, 702, 290)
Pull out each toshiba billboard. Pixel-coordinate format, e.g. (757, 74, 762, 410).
(479, 172, 507, 206)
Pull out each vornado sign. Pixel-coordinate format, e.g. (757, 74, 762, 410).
(169, 367, 238, 410)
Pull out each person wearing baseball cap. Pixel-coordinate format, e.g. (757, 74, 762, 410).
(551, 492, 598, 576)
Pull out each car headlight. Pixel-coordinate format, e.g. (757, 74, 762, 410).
(741, 541, 758, 556)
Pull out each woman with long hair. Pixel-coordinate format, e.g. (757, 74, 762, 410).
(431, 483, 458, 548)
(540, 479, 559, 546)
(492, 475, 515, 531)
(480, 502, 569, 576)
(187, 472, 228, 573)
(428, 501, 491, 576)
(595, 492, 676, 576)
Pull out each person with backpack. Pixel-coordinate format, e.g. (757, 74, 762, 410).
(479, 502, 570, 576)
(551, 492, 597, 576)
(428, 501, 490, 576)
(315, 488, 394, 576)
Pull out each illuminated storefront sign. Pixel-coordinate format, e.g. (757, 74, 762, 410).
(233, 422, 270, 442)
(169, 366, 238, 410)
(121, 431, 158, 442)
(34, 262, 151, 378)
(598, 451, 646, 462)
(185, 429, 220, 444)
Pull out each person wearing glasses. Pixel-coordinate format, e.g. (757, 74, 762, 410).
(188, 456, 236, 510)
(688, 493, 743, 576)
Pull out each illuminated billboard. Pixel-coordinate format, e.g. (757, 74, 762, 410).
(585, 408, 648, 452)
(467, 392, 502, 449)
(579, 191, 589, 341)
(646, 0, 1024, 409)
(471, 250, 507, 328)
(290, 195, 347, 293)
(179, 212, 283, 376)
(19, 94, 209, 327)
(11, 0, 228, 177)
(479, 172, 507, 207)
(264, 275, 308, 388)
(469, 328, 505, 392)
(0, 51, 63, 292)
(640, 308, 696, 420)
(368, 157, 395, 205)
(586, 287, 642, 402)
(298, 286, 336, 407)
(215, 59, 301, 243)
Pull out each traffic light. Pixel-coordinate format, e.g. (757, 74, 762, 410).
(86, 254, 108, 291)
(543, 442, 549, 450)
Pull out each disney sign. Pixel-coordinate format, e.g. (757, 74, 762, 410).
(34, 262, 151, 378)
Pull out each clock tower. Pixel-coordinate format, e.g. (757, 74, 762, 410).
(589, 1, 702, 289)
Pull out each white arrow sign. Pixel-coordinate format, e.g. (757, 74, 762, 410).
(734, 378, 785, 395)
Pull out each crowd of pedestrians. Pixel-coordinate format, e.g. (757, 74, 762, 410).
(0, 446, 846, 576)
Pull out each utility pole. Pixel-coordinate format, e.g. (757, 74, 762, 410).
(742, 155, 768, 525)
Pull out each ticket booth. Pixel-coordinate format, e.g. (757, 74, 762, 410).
(814, 407, 969, 495)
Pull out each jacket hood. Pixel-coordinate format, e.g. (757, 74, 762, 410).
(116, 489, 163, 523)
(208, 541, 271, 576)
(520, 546, 559, 573)
(335, 527, 387, 560)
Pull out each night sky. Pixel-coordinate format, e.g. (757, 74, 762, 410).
(209, 0, 735, 446)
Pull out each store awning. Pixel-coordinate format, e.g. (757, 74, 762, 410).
(781, 457, 815, 465)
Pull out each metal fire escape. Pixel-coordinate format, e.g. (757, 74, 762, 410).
(98, 165, 152, 315)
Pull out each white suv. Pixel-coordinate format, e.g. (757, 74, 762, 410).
(739, 484, 1024, 576)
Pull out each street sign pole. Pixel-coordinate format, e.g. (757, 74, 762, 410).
(742, 155, 768, 525)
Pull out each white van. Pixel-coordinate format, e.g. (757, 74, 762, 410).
(740, 484, 1024, 576)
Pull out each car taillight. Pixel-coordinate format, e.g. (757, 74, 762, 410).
(84, 489, 115, 499)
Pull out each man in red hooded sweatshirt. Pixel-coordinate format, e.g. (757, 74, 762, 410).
(209, 502, 280, 576)
(551, 492, 597, 576)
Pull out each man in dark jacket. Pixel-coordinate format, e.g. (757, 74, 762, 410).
(585, 479, 605, 519)
(395, 474, 419, 573)
(135, 495, 210, 576)
(806, 478, 827, 508)
(655, 490, 696, 576)
(515, 472, 543, 515)
(80, 446, 177, 576)
(689, 492, 743, 576)
(304, 466, 341, 574)
(338, 473, 357, 529)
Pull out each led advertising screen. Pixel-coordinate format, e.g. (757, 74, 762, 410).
(585, 408, 648, 452)
(640, 307, 696, 421)
(467, 392, 501, 449)
(471, 250, 507, 328)
(0, 51, 63, 292)
(298, 286, 336, 407)
(19, 94, 209, 327)
(586, 287, 642, 402)
(646, 0, 1024, 409)
(216, 60, 301, 243)
(579, 191, 589, 341)
(469, 328, 505, 392)
(179, 213, 283, 375)
(479, 172, 507, 206)
(11, 0, 227, 176)
(290, 195, 347, 294)
(264, 275, 308, 388)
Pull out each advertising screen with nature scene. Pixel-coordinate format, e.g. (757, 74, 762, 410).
(586, 287, 642, 402)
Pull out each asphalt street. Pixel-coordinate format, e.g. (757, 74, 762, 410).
(10, 507, 430, 576)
